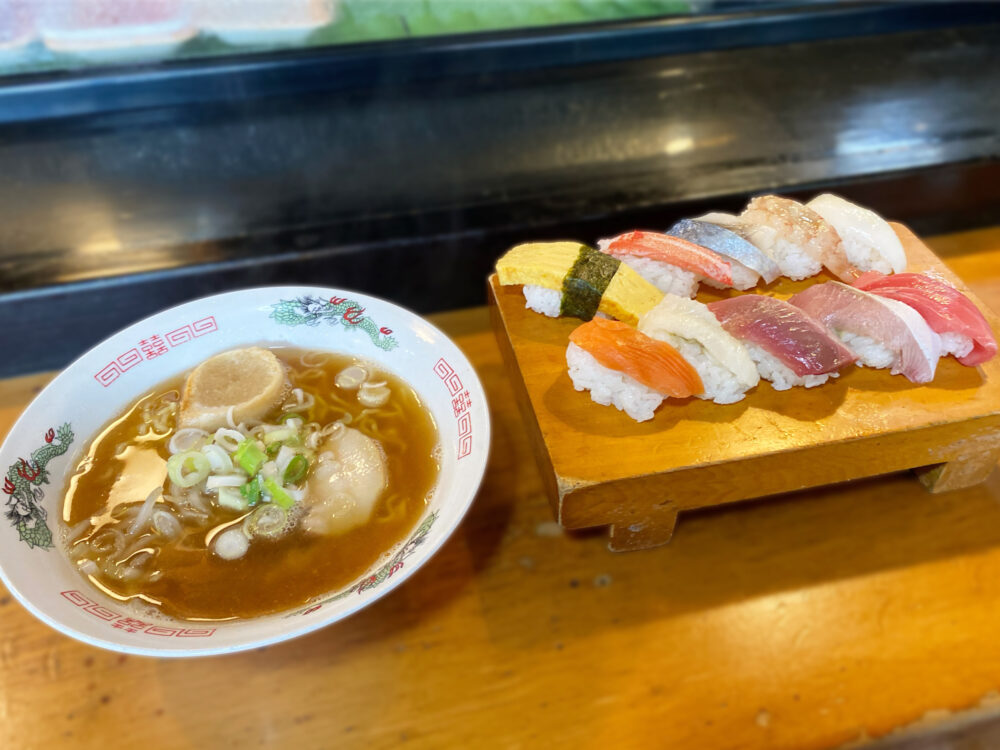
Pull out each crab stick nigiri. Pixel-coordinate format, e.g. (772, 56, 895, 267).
(567, 318, 703, 422)
(598, 230, 733, 298)
(790, 281, 942, 383)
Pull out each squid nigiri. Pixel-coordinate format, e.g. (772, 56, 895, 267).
(790, 281, 942, 383)
(638, 294, 759, 404)
(567, 318, 704, 422)
(598, 230, 733, 298)
(807, 194, 906, 274)
(853, 271, 997, 366)
(707, 295, 855, 390)
(668, 218, 782, 285)
(741, 195, 860, 282)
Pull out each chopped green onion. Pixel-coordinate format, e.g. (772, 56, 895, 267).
(166, 451, 211, 488)
(262, 428, 296, 446)
(266, 442, 282, 458)
(283, 454, 309, 485)
(233, 439, 265, 476)
(278, 412, 302, 424)
(239, 475, 263, 506)
(264, 478, 295, 509)
(217, 487, 248, 512)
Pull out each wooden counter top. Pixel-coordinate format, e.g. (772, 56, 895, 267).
(2, 227, 1000, 750)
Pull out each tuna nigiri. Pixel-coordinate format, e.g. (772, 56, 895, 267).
(638, 294, 759, 404)
(668, 218, 782, 285)
(567, 318, 704, 422)
(707, 295, 856, 390)
(790, 281, 942, 383)
(807, 194, 907, 274)
(741, 195, 860, 281)
(853, 271, 997, 366)
(598, 230, 733, 298)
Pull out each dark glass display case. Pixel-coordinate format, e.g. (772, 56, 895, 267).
(1, 0, 999, 375)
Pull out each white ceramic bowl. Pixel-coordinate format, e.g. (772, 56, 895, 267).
(0, 287, 489, 656)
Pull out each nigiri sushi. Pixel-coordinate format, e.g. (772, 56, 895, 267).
(566, 318, 704, 422)
(790, 281, 942, 383)
(668, 218, 782, 286)
(496, 241, 662, 326)
(853, 271, 997, 366)
(638, 294, 759, 404)
(597, 230, 733, 297)
(741, 195, 859, 281)
(807, 194, 906, 274)
(707, 295, 855, 390)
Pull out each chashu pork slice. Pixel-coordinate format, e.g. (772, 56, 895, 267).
(178, 347, 287, 431)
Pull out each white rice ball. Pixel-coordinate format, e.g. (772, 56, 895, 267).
(837, 330, 896, 369)
(660, 334, 749, 404)
(838, 235, 894, 274)
(939, 331, 974, 360)
(565, 343, 664, 422)
(523, 285, 562, 317)
(617, 256, 699, 298)
(745, 342, 833, 390)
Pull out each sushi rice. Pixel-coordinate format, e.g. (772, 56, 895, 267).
(523, 284, 562, 317)
(745, 342, 834, 390)
(939, 331, 974, 360)
(566, 343, 664, 422)
(837, 331, 896, 370)
(657, 334, 750, 405)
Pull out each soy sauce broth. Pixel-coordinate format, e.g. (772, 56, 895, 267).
(61, 348, 439, 621)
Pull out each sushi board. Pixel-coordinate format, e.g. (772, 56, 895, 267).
(489, 224, 1000, 551)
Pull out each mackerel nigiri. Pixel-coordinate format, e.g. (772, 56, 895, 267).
(598, 230, 733, 298)
(790, 281, 942, 383)
(567, 318, 704, 422)
(638, 294, 759, 404)
(854, 271, 997, 366)
(807, 194, 907, 274)
(741, 195, 860, 282)
(707, 295, 855, 390)
(668, 218, 782, 285)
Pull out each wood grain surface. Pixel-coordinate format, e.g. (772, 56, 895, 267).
(0, 227, 999, 749)
(489, 225, 1000, 549)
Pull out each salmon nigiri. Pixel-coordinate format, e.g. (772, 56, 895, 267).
(567, 317, 703, 422)
(598, 230, 733, 298)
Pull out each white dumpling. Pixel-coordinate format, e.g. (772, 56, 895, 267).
(303, 427, 387, 535)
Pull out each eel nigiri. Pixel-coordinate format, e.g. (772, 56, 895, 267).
(638, 294, 759, 404)
(567, 318, 704, 422)
(741, 195, 860, 282)
(668, 218, 782, 286)
(853, 271, 997, 366)
(598, 230, 733, 298)
(707, 295, 855, 390)
(496, 241, 663, 326)
(806, 194, 906, 274)
(789, 281, 942, 383)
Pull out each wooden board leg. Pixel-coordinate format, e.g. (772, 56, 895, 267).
(608, 503, 679, 552)
(916, 449, 1000, 493)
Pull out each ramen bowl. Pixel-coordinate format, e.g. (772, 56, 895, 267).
(0, 287, 490, 656)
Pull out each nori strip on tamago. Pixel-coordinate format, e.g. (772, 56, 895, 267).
(560, 246, 621, 320)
